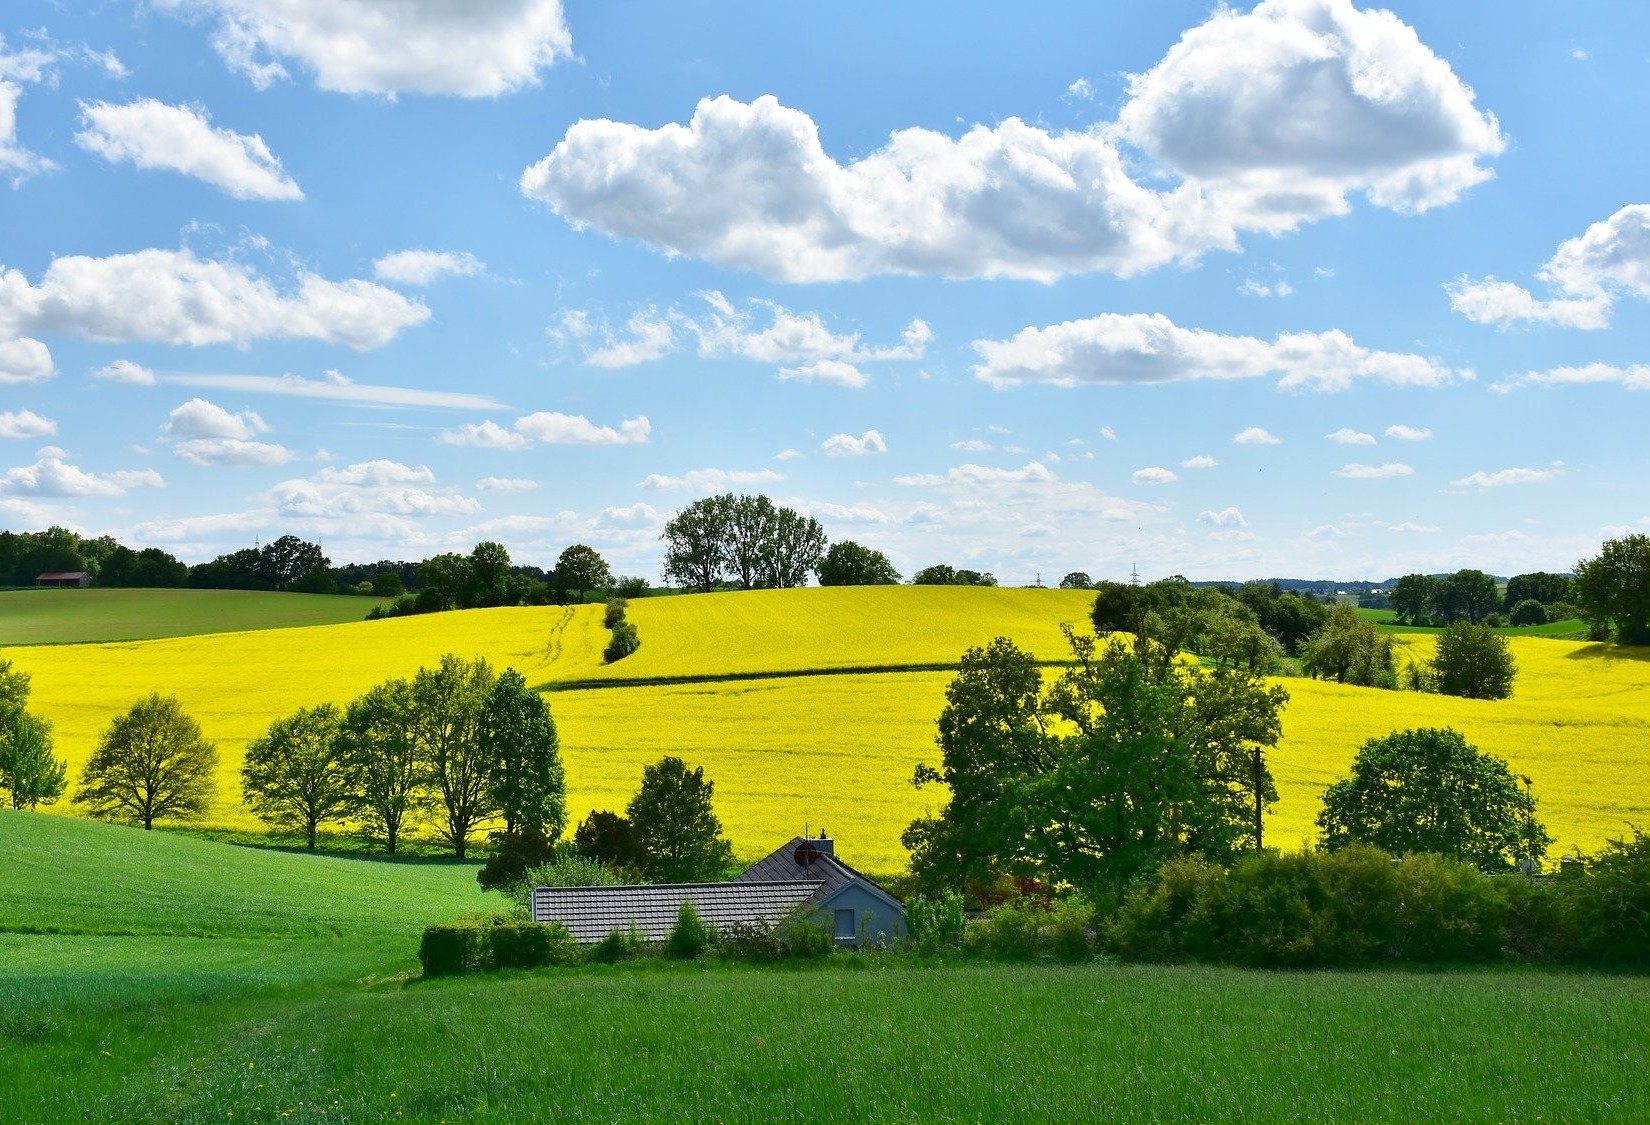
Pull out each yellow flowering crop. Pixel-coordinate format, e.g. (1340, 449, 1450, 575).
(7, 589, 1648, 874)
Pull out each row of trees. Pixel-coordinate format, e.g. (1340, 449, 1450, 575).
(0, 527, 189, 589)
(662, 494, 828, 592)
(1390, 569, 1510, 626)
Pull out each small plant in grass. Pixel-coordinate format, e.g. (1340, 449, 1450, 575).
(666, 900, 715, 959)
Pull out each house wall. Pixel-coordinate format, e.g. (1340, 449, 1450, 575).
(811, 882, 906, 948)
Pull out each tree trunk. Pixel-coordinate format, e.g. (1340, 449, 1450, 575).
(306, 819, 318, 850)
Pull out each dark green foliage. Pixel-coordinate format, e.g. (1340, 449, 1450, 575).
(489, 922, 581, 970)
(339, 678, 423, 854)
(467, 541, 511, 607)
(1318, 727, 1551, 872)
(666, 900, 715, 959)
(0, 712, 66, 809)
(612, 575, 650, 598)
(1390, 573, 1440, 625)
(574, 810, 647, 872)
(1058, 571, 1093, 590)
(716, 908, 835, 961)
(1569, 829, 1650, 964)
(907, 629, 1286, 898)
(1429, 621, 1517, 699)
(412, 655, 497, 858)
(1503, 571, 1572, 612)
(240, 703, 353, 848)
(419, 923, 489, 977)
(626, 757, 735, 882)
(603, 597, 628, 628)
(1300, 606, 1397, 687)
(477, 827, 558, 893)
(911, 564, 996, 586)
(662, 494, 734, 592)
(1574, 534, 1650, 645)
(370, 570, 405, 598)
(816, 540, 901, 586)
(556, 544, 613, 603)
(591, 924, 647, 963)
(906, 892, 967, 952)
(661, 494, 826, 592)
(1437, 569, 1500, 624)
(74, 693, 217, 830)
(480, 669, 565, 839)
(604, 621, 641, 662)
(963, 900, 1094, 961)
(1237, 583, 1328, 655)
(1507, 598, 1548, 626)
(417, 552, 473, 611)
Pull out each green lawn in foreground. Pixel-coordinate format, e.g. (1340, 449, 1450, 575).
(3, 813, 1647, 1123)
(0, 587, 391, 645)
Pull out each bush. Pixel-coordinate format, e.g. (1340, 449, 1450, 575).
(613, 576, 650, 599)
(778, 908, 835, 958)
(964, 900, 1047, 960)
(1047, 898, 1096, 961)
(510, 853, 623, 915)
(573, 810, 647, 874)
(604, 621, 640, 663)
(720, 918, 785, 962)
(603, 597, 628, 629)
(1508, 599, 1549, 626)
(477, 827, 558, 894)
(489, 922, 581, 969)
(591, 924, 647, 963)
(1391, 853, 1505, 962)
(1105, 856, 1227, 963)
(419, 923, 489, 978)
(666, 900, 715, 960)
(1482, 612, 1508, 629)
(906, 892, 967, 953)
(1498, 874, 1575, 963)
(1569, 829, 1650, 964)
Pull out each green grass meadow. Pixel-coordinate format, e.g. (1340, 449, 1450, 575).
(0, 588, 389, 645)
(4, 812, 1649, 1122)
(1357, 606, 1592, 639)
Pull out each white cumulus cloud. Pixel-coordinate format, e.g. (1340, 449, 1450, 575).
(0, 451, 164, 497)
(0, 410, 55, 440)
(1233, 427, 1281, 445)
(163, 397, 293, 466)
(372, 250, 485, 286)
(1327, 427, 1376, 445)
(1179, 454, 1218, 469)
(1451, 466, 1564, 488)
(1336, 462, 1414, 479)
(76, 99, 302, 201)
(0, 337, 53, 384)
(438, 412, 651, 449)
(1450, 204, 1650, 329)
(1, 37, 58, 184)
(1385, 424, 1432, 440)
(822, 429, 887, 457)
(1132, 466, 1177, 485)
(154, 0, 573, 96)
(972, 312, 1459, 392)
(93, 359, 157, 385)
(476, 476, 537, 493)
(1494, 363, 1650, 393)
(640, 467, 784, 491)
(1199, 507, 1247, 528)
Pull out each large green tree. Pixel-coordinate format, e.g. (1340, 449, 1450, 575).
(1503, 571, 1571, 612)
(905, 628, 1287, 896)
(1389, 573, 1439, 625)
(340, 678, 424, 854)
(412, 655, 497, 858)
(481, 669, 566, 839)
(1300, 607, 1397, 688)
(1436, 569, 1500, 624)
(626, 756, 735, 882)
(241, 703, 354, 848)
(816, 540, 901, 586)
(74, 694, 218, 830)
(662, 494, 734, 592)
(1318, 727, 1551, 872)
(725, 494, 778, 590)
(467, 541, 512, 607)
(1574, 534, 1650, 645)
(418, 553, 473, 611)
(1429, 621, 1517, 700)
(0, 712, 67, 810)
(554, 543, 613, 603)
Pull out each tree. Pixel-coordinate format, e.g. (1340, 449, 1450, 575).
(554, 544, 613, 603)
(411, 655, 497, 858)
(418, 552, 473, 611)
(910, 564, 958, 586)
(1504, 571, 1571, 612)
(1058, 571, 1093, 590)
(816, 541, 901, 586)
(1318, 727, 1551, 872)
(467, 540, 512, 607)
(626, 756, 735, 882)
(1390, 573, 1438, 626)
(371, 569, 405, 598)
(340, 678, 424, 854)
(764, 505, 827, 588)
(0, 712, 67, 809)
(240, 704, 354, 848)
(1429, 621, 1517, 700)
(1436, 569, 1499, 624)
(1507, 599, 1548, 626)
(481, 669, 566, 839)
(725, 494, 778, 590)
(905, 628, 1287, 897)
(1300, 607, 1397, 688)
(662, 494, 733, 592)
(74, 694, 217, 830)
(1574, 534, 1650, 645)
(574, 809, 648, 872)
(260, 535, 329, 591)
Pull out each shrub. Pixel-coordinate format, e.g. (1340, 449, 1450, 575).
(1106, 856, 1227, 963)
(1047, 898, 1096, 962)
(477, 827, 558, 894)
(573, 810, 648, 873)
(510, 854, 623, 915)
(906, 892, 967, 953)
(604, 621, 640, 663)
(964, 900, 1047, 960)
(604, 597, 628, 629)
(1391, 853, 1505, 962)
(778, 908, 835, 958)
(1569, 829, 1650, 965)
(591, 924, 647, 963)
(1508, 599, 1549, 626)
(419, 923, 488, 978)
(489, 921, 580, 969)
(720, 918, 785, 962)
(613, 576, 650, 599)
(666, 900, 715, 960)
(1497, 875, 1576, 963)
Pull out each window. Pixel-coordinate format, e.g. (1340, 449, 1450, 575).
(834, 908, 855, 941)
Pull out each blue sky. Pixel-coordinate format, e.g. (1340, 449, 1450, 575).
(2, 0, 1646, 583)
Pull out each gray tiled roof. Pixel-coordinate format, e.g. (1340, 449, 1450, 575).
(532, 881, 823, 943)
(735, 837, 901, 904)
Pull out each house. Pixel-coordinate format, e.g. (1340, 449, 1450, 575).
(36, 572, 90, 588)
(531, 833, 906, 947)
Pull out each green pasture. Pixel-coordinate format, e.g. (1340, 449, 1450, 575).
(0, 588, 390, 645)
(1357, 607, 1591, 639)
(3, 813, 1648, 1122)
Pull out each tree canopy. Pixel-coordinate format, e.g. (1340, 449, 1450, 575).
(1574, 533, 1650, 645)
(662, 494, 826, 592)
(481, 669, 566, 839)
(554, 544, 613, 603)
(815, 540, 900, 586)
(905, 628, 1287, 897)
(626, 756, 735, 882)
(1429, 621, 1517, 700)
(1317, 727, 1551, 872)
(74, 693, 217, 830)
(241, 704, 354, 848)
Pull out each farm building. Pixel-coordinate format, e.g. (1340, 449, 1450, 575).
(532, 833, 905, 947)
(35, 572, 90, 588)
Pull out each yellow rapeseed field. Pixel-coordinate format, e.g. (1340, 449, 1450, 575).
(7, 588, 1648, 873)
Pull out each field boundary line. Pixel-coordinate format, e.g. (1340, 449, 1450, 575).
(541, 659, 1081, 692)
